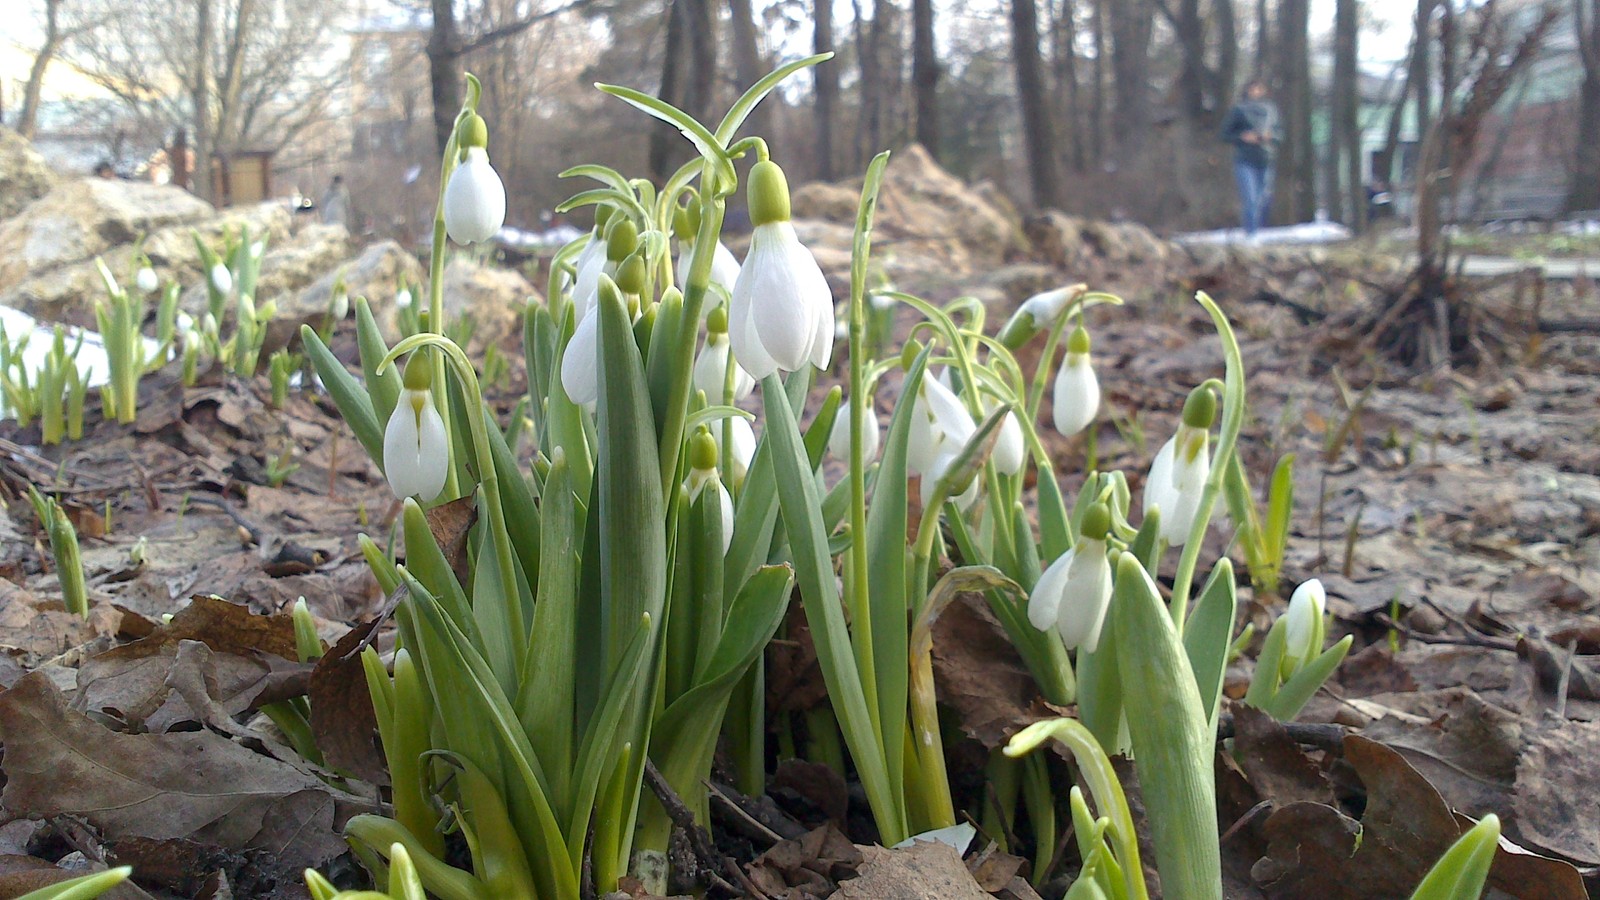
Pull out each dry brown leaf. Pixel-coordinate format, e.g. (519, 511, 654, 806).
(1512, 717, 1600, 868)
(308, 618, 386, 783)
(832, 841, 989, 899)
(423, 495, 477, 587)
(930, 592, 1039, 749)
(1230, 704, 1336, 807)
(0, 672, 359, 869)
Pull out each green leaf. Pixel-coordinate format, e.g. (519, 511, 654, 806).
(1111, 554, 1221, 900)
(483, 405, 541, 589)
(356, 296, 400, 428)
(566, 614, 655, 865)
(400, 500, 477, 643)
(1183, 560, 1237, 730)
(715, 53, 834, 144)
(1266, 635, 1353, 722)
(1409, 814, 1500, 900)
(1264, 453, 1296, 565)
(302, 325, 384, 464)
(518, 452, 579, 803)
(558, 163, 633, 195)
(596, 84, 736, 193)
(762, 374, 906, 844)
(14, 866, 131, 900)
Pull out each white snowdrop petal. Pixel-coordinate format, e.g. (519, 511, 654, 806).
(1058, 544, 1114, 653)
(1053, 355, 1101, 437)
(1284, 578, 1325, 663)
(443, 148, 506, 244)
(412, 396, 449, 502)
(1029, 549, 1075, 632)
(719, 488, 735, 555)
(1144, 436, 1177, 531)
(210, 263, 233, 295)
(561, 309, 601, 405)
(136, 268, 158, 294)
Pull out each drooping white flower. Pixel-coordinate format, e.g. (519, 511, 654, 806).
(560, 295, 602, 406)
(676, 238, 741, 305)
(396, 288, 413, 309)
(693, 307, 755, 402)
(921, 443, 981, 512)
(443, 115, 506, 245)
(1027, 504, 1114, 652)
(1142, 387, 1216, 546)
(1053, 326, 1100, 437)
(382, 357, 448, 502)
(1282, 578, 1326, 673)
(209, 263, 232, 296)
(978, 393, 1026, 476)
(710, 414, 756, 487)
(250, 240, 265, 260)
(727, 160, 833, 380)
(135, 267, 159, 294)
(329, 287, 350, 321)
(568, 233, 607, 318)
(1020, 286, 1076, 325)
(907, 370, 976, 477)
(686, 428, 735, 555)
(828, 401, 880, 462)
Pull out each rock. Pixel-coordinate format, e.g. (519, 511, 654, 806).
(440, 258, 538, 348)
(791, 144, 1020, 275)
(298, 241, 424, 332)
(791, 182, 860, 225)
(257, 225, 355, 315)
(1024, 212, 1090, 270)
(0, 130, 55, 221)
(0, 180, 214, 291)
(1080, 220, 1172, 268)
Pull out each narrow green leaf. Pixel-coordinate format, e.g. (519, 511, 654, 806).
(302, 325, 384, 463)
(1266, 635, 1353, 722)
(356, 296, 400, 428)
(715, 53, 834, 144)
(596, 84, 736, 192)
(519, 452, 578, 802)
(1409, 814, 1500, 900)
(1183, 560, 1238, 730)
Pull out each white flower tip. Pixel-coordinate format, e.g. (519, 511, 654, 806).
(443, 147, 507, 244)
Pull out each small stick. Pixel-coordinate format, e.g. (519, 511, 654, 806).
(1556, 637, 1579, 719)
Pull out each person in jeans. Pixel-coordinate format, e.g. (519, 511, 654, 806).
(1221, 81, 1279, 240)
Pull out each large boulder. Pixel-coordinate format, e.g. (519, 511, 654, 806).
(298, 240, 424, 332)
(439, 258, 538, 349)
(790, 144, 1022, 275)
(2, 199, 292, 328)
(0, 180, 214, 291)
(1024, 212, 1091, 271)
(257, 224, 355, 314)
(0, 130, 55, 221)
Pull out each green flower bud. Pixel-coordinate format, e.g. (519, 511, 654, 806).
(1081, 502, 1112, 541)
(690, 426, 719, 471)
(707, 305, 729, 335)
(594, 204, 614, 230)
(401, 351, 432, 391)
(1067, 325, 1092, 355)
(673, 202, 702, 241)
(901, 338, 924, 372)
(1181, 384, 1218, 429)
(606, 218, 639, 263)
(616, 253, 647, 295)
(458, 113, 488, 150)
(748, 160, 792, 227)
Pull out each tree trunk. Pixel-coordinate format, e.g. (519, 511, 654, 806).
(648, 0, 687, 179)
(911, 0, 939, 153)
(1376, 41, 1415, 185)
(428, 0, 462, 156)
(854, 0, 881, 167)
(1108, 0, 1153, 151)
(193, 0, 213, 201)
(17, 0, 64, 140)
(1413, 0, 1436, 146)
(1214, 0, 1238, 119)
(1090, 0, 1106, 164)
(813, 0, 838, 179)
(1050, 0, 1085, 171)
(1334, 0, 1363, 230)
(1256, 0, 1272, 79)
(1567, 0, 1600, 211)
(1175, 0, 1206, 120)
(1012, 0, 1059, 206)
(1274, 0, 1314, 222)
(728, 0, 768, 137)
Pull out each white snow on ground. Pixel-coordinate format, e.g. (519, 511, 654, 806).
(1174, 221, 1355, 245)
(1, 304, 163, 420)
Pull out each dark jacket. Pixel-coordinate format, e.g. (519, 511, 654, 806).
(1221, 99, 1280, 169)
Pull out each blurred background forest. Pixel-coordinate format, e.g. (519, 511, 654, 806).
(2, 0, 1595, 243)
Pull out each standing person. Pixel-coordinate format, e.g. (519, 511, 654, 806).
(1221, 80, 1279, 241)
(321, 175, 350, 228)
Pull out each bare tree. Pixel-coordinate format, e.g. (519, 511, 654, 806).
(911, 0, 940, 153)
(17, 0, 100, 139)
(727, 0, 769, 137)
(814, 0, 839, 179)
(1568, 0, 1600, 211)
(1273, 0, 1314, 222)
(66, 0, 349, 200)
(1327, 0, 1362, 228)
(1048, 0, 1085, 171)
(1108, 0, 1153, 151)
(1012, 0, 1059, 205)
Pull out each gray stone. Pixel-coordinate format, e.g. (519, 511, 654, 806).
(0, 130, 55, 221)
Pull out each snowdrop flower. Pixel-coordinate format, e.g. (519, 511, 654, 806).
(997, 285, 1076, 348)
(906, 368, 976, 477)
(383, 354, 449, 502)
(727, 160, 834, 380)
(685, 428, 735, 555)
(574, 217, 634, 323)
(396, 287, 413, 309)
(673, 202, 741, 306)
(1281, 578, 1327, 676)
(209, 263, 233, 296)
(250, 240, 265, 260)
(693, 307, 755, 402)
(1142, 385, 1216, 546)
(981, 393, 1026, 476)
(1053, 326, 1100, 437)
(176, 311, 195, 335)
(921, 443, 981, 511)
(329, 282, 350, 321)
(1028, 503, 1114, 652)
(442, 114, 506, 245)
(828, 400, 880, 462)
(135, 266, 159, 294)
(709, 414, 756, 487)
